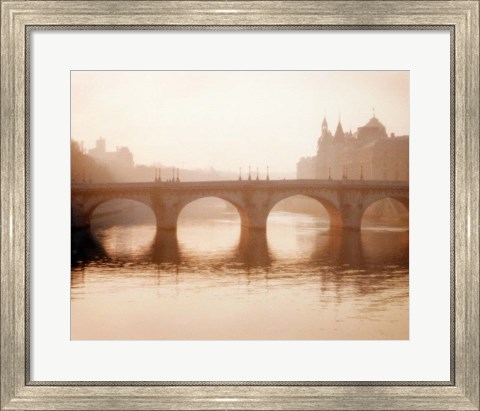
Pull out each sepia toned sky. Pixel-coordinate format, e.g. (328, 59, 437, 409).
(71, 71, 409, 173)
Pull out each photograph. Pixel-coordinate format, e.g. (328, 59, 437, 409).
(70, 70, 409, 340)
(3, 1, 478, 408)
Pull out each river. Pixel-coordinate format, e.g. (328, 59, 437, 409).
(71, 210, 408, 340)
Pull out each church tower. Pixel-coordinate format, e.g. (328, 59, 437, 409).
(322, 116, 328, 134)
(333, 119, 345, 143)
(318, 116, 332, 149)
(316, 116, 333, 179)
(320, 116, 332, 140)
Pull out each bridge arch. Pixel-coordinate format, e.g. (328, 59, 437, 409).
(74, 195, 156, 229)
(72, 181, 409, 233)
(265, 193, 343, 230)
(76, 198, 158, 260)
(361, 196, 409, 229)
(87, 198, 157, 228)
(176, 195, 249, 229)
(175, 196, 245, 252)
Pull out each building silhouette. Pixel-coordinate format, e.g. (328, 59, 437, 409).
(88, 138, 134, 180)
(297, 114, 409, 181)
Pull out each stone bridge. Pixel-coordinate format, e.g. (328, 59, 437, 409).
(71, 179, 408, 232)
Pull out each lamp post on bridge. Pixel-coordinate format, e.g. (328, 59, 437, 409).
(155, 167, 162, 183)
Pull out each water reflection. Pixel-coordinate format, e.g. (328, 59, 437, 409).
(71, 212, 408, 340)
(149, 230, 181, 265)
(71, 229, 108, 268)
(236, 229, 272, 268)
(310, 231, 364, 268)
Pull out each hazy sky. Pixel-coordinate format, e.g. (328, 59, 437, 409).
(71, 71, 409, 173)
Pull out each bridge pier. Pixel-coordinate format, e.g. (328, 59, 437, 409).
(337, 205, 364, 231)
(243, 209, 269, 231)
(327, 205, 363, 231)
(71, 204, 91, 230)
(153, 204, 180, 231)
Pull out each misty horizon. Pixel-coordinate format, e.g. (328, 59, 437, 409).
(73, 137, 298, 179)
(71, 71, 409, 174)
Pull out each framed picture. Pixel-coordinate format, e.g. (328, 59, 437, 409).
(1, 1, 478, 410)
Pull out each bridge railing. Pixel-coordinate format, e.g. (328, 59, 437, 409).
(71, 179, 408, 192)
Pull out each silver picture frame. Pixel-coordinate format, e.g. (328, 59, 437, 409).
(1, 1, 478, 409)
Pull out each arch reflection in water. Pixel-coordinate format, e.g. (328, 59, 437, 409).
(71, 212, 408, 340)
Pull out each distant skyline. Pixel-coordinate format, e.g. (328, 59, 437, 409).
(71, 71, 409, 173)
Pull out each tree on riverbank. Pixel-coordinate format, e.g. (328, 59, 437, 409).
(71, 140, 114, 183)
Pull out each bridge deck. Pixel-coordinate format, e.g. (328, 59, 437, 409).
(72, 179, 408, 192)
